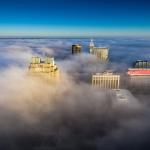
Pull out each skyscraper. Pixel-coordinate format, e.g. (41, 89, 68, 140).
(127, 68, 150, 86)
(89, 39, 95, 53)
(92, 71, 120, 89)
(89, 39, 109, 61)
(133, 60, 150, 68)
(72, 44, 82, 54)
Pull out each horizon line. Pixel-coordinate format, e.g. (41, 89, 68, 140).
(0, 35, 150, 39)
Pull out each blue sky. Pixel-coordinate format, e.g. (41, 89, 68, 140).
(0, 0, 150, 36)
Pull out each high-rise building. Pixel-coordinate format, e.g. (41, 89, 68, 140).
(133, 60, 150, 68)
(89, 39, 95, 53)
(92, 71, 120, 89)
(89, 39, 109, 61)
(28, 56, 59, 82)
(127, 68, 150, 86)
(72, 44, 82, 54)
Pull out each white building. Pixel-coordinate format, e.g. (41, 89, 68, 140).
(92, 72, 120, 89)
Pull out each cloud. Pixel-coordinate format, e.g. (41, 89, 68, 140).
(0, 37, 149, 150)
(0, 66, 143, 150)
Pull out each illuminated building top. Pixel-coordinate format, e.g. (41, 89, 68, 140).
(72, 44, 82, 54)
(89, 39, 94, 49)
(92, 71, 120, 89)
(127, 68, 150, 76)
(28, 56, 59, 82)
(89, 39, 109, 61)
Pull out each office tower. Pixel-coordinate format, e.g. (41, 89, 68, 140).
(92, 71, 120, 89)
(89, 39, 95, 53)
(89, 39, 109, 61)
(28, 56, 59, 82)
(127, 68, 150, 86)
(72, 44, 82, 54)
(133, 60, 150, 68)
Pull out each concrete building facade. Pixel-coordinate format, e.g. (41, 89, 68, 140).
(89, 39, 109, 61)
(28, 57, 59, 82)
(92, 72, 120, 89)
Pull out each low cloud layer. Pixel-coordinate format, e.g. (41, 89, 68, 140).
(0, 37, 150, 150)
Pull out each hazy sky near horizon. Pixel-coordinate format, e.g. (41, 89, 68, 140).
(0, 0, 150, 36)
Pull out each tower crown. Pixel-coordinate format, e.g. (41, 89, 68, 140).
(89, 39, 94, 48)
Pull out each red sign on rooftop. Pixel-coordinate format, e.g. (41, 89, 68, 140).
(127, 69, 150, 76)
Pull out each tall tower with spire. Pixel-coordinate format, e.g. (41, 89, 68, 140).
(89, 39, 109, 61)
(89, 39, 94, 53)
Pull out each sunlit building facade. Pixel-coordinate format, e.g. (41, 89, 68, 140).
(89, 39, 109, 61)
(28, 57, 59, 82)
(72, 44, 82, 54)
(92, 72, 120, 89)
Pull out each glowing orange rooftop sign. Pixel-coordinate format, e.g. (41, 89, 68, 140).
(127, 68, 150, 76)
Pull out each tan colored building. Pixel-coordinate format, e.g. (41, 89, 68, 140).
(28, 56, 59, 82)
(91, 47, 109, 61)
(92, 72, 120, 89)
(72, 44, 82, 54)
(89, 39, 109, 61)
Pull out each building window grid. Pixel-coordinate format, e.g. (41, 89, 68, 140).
(92, 75, 120, 89)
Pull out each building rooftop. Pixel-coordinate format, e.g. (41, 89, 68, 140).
(28, 56, 59, 74)
(127, 68, 150, 76)
(93, 47, 109, 49)
(94, 71, 118, 76)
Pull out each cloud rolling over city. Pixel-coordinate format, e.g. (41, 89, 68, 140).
(0, 38, 149, 149)
(0, 0, 149, 149)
